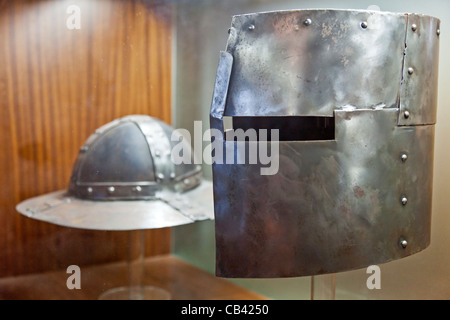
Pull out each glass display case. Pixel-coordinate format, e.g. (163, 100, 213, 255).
(0, 0, 449, 301)
(172, 0, 450, 300)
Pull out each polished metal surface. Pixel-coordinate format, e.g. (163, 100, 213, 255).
(210, 9, 440, 278)
(398, 14, 440, 126)
(224, 9, 408, 117)
(16, 115, 214, 231)
(16, 181, 213, 231)
(69, 115, 201, 200)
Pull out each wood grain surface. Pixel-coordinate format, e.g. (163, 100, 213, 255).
(0, 0, 173, 277)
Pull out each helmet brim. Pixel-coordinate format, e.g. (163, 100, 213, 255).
(16, 181, 214, 231)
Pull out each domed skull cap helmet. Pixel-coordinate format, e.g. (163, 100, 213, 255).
(16, 115, 213, 230)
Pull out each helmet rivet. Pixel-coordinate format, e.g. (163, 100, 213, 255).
(437, 28, 440, 36)
(135, 186, 142, 192)
(184, 179, 190, 185)
(87, 187, 93, 193)
(401, 153, 408, 162)
(401, 196, 408, 206)
(304, 18, 312, 26)
(154, 150, 161, 157)
(157, 173, 165, 180)
(361, 21, 368, 29)
(248, 24, 255, 31)
(170, 172, 176, 179)
(408, 67, 414, 75)
(411, 24, 417, 32)
(404, 110, 410, 119)
(400, 239, 408, 248)
(107, 186, 115, 193)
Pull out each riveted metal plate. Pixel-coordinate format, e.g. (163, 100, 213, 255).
(17, 114, 215, 231)
(211, 9, 439, 278)
(213, 109, 434, 277)
(224, 9, 406, 117)
(399, 14, 440, 125)
(16, 180, 214, 231)
(135, 116, 174, 183)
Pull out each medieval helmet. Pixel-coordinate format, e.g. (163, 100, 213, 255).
(210, 9, 440, 277)
(16, 115, 213, 230)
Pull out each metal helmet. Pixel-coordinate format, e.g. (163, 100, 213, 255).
(17, 115, 213, 230)
(210, 9, 440, 277)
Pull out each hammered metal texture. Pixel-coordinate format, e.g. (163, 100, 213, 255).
(213, 109, 434, 277)
(16, 115, 214, 231)
(210, 9, 439, 278)
(16, 181, 214, 231)
(224, 9, 406, 117)
(69, 115, 201, 200)
(398, 14, 440, 125)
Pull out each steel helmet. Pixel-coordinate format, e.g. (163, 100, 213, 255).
(210, 9, 440, 277)
(17, 115, 213, 230)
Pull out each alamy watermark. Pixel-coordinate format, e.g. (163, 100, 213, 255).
(170, 121, 280, 176)
(66, 5, 81, 30)
(64, 264, 380, 292)
(66, 265, 81, 290)
(366, 265, 381, 290)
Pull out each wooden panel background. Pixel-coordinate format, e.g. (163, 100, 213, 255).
(0, 0, 172, 277)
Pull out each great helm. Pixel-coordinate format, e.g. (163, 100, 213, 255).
(17, 115, 213, 230)
(210, 9, 440, 277)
